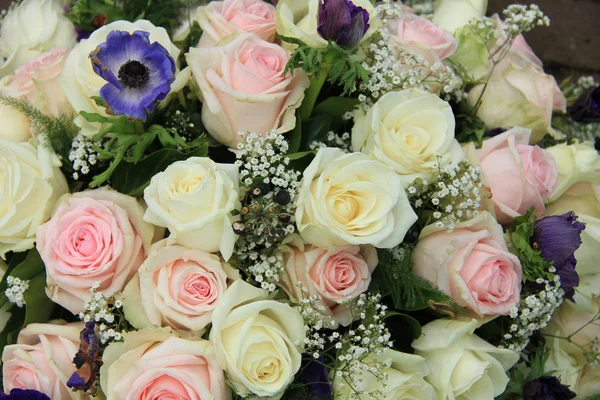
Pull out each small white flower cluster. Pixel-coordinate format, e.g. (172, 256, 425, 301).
(502, 275, 564, 352)
(573, 76, 598, 98)
(503, 4, 550, 36)
(165, 110, 196, 142)
(584, 335, 600, 368)
(560, 117, 600, 142)
(402, 0, 436, 15)
(246, 252, 285, 292)
(333, 293, 393, 399)
(409, 159, 483, 232)
(5, 276, 29, 308)
(296, 285, 337, 357)
(309, 131, 352, 153)
(77, 283, 126, 344)
(69, 132, 99, 180)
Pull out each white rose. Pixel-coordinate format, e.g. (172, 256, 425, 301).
(0, 0, 76, 75)
(412, 318, 518, 400)
(333, 349, 436, 399)
(209, 279, 305, 399)
(0, 101, 32, 142)
(545, 140, 600, 202)
(123, 240, 239, 334)
(275, 0, 381, 49)
(60, 20, 181, 137)
(143, 157, 240, 261)
(296, 147, 417, 249)
(352, 89, 464, 186)
(0, 140, 68, 258)
(432, 0, 488, 34)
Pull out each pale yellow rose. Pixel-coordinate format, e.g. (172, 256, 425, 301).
(143, 157, 240, 261)
(275, 0, 381, 49)
(209, 280, 305, 399)
(412, 318, 518, 400)
(0, 140, 68, 258)
(60, 20, 181, 137)
(295, 147, 417, 249)
(0, 101, 32, 142)
(432, 0, 488, 34)
(0, 0, 76, 75)
(333, 349, 436, 399)
(352, 89, 464, 186)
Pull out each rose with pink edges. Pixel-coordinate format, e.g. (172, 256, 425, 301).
(100, 329, 230, 400)
(36, 187, 156, 314)
(413, 212, 522, 317)
(196, 0, 277, 47)
(465, 127, 558, 224)
(2, 322, 82, 400)
(280, 235, 377, 326)
(123, 240, 239, 333)
(186, 33, 309, 148)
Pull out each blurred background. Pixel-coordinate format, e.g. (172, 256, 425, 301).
(0, 0, 598, 78)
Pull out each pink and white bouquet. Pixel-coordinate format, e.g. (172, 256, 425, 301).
(0, 0, 599, 399)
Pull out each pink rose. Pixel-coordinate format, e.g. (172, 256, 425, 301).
(37, 187, 156, 314)
(413, 212, 522, 317)
(1, 48, 70, 116)
(471, 127, 557, 224)
(2, 322, 82, 399)
(187, 33, 309, 148)
(196, 0, 277, 47)
(100, 329, 230, 399)
(123, 240, 239, 333)
(387, 14, 458, 63)
(280, 235, 377, 326)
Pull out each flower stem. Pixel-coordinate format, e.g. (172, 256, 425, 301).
(135, 120, 145, 135)
(299, 63, 330, 121)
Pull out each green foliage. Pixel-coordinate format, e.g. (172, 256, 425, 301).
(455, 112, 486, 144)
(277, 35, 370, 95)
(506, 208, 553, 283)
(0, 95, 77, 163)
(498, 347, 552, 400)
(371, 247, 463, 313)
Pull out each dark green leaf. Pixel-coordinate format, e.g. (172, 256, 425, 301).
(9, 249, 45, 281)
(286, 151, 316, 160)
(313, 97, 359, 118)
(110, 145, 208, 197)
(23, 274, 55, 325)
(299, 114, 332, 151)
(80, 111, 112, 123)
(287, 112, 302, 154)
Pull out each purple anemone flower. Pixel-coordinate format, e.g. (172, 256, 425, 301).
(523, 376, 576, 400)
(300, 355, 331, 398)
(569, 86, 600, 123)
(67, 322, 102, 393)
(317, 0, 370, 49)
(533, 212, 585, 301)
(0, 389, 50, 400)
(90, 30, 176, 121)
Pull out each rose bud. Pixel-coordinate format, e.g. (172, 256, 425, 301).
(569, 86, 600, 123)
(317, 0, 370, 49)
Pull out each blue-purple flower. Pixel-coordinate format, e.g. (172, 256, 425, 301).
(0, 389, 50, 400)
(317, 0, 370, 49)
(523, 376, 576, 400)
(67, 322, 102, 393)
(90, 30, 176, 121)
(300, 355, 331, 398)
(569, 86, 600, 123)
(533, 212, 585, 300)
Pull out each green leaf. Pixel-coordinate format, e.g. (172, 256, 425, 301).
(299, 114, 332, 151)
(287, 112, 302, 154)
(110, 145, 208, 197)
(384, 311, 422, 352)
(286, 151, 316, 160)
(527, 347, 551, 381)
(80, 111, 112, 123)
(9, 249, 45, 281)
(313, 97, 359, 119)
(23, 274, 55, 325)
(372, 248, 463, 312)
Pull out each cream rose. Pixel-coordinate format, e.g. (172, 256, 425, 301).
(333, 349, 436, 399)
(352, 89, 464, 186)
(37, 187, 156, 314)
(187, 33, 309, 148)
(432, 0, 488, 34)
(296, 147, 417, 249)
(123, 240, 239, 333)
(2, 322, 82, 399)
(0, 140, 68, 258)
(275, 0, 381, 49)
(467, 57, 566, 144)
(60, 20, 181, 137)
(1, 49, 71, 117)
(545, 140, 600, 202)
(0, 0, 76, 76)
(196, 0, 277, 47)
(280, 234, 377, 326)
(143, 157, 240, 261)
(413, 211, 522, 317)
(209, 279, 305, 399)
(0, 101, 32, 142)
(413, 318, 519, 400)
(100, 328, 231, 400)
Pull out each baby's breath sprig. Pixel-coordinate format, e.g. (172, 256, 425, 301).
(408, 159, 483, 232)
(5, 276, 29, 308)
(69, 132, 102, 181)
(308, 131, 352, 153)
(77, 283, 128, 345)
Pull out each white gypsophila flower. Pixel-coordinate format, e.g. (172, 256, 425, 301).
(5, 276, 29, 308)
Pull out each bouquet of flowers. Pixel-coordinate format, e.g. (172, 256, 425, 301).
(0, 0, 599, 398)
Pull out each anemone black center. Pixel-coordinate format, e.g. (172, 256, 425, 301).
(118, 60, 149, 89)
